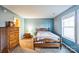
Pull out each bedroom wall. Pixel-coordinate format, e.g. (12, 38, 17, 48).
(0, 6, 15, 27)
(54, 5, 79, 44)
(54, 5, 76, 34)
(0, 6, 24, 51)
(24, 18, 54, 35)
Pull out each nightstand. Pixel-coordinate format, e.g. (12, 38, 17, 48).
(19, 38, 34, 49)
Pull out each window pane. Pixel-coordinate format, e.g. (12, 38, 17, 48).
(62, 15, 75, 42)
(63, 16, 75, 26)
(63, 27, 75, 42)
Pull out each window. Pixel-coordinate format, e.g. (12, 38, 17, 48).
(62, 15, 75, 42)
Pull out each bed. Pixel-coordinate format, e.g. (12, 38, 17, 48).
(34, 28, 62, 48)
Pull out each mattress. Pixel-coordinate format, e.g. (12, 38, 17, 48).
(36, 31, 60, 40)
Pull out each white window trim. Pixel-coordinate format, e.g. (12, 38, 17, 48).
(62, 11, 75, 42)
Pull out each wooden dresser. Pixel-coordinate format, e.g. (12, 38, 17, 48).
(6, 27, 19, 52)
(0, 27, 19, 52)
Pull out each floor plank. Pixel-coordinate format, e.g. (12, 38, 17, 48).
(12, 45, 72, 53)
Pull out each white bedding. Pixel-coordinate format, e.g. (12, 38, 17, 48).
(36, 31, 60, 40)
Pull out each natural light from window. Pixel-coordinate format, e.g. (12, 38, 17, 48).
(62, 16, 75, 42)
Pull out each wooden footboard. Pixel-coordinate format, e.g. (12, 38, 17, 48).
(34, 43, 60, 48)
(34, 39, 61, 48)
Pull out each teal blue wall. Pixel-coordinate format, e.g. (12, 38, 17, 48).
(0, 6, 24, 39)
(24, 18, 54, 35)
(0, 6, 17, 27)
(54, 5, 79, 44)
(54, 5, 79, 35)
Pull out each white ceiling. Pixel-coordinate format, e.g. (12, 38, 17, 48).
(3, 5, 72, 18)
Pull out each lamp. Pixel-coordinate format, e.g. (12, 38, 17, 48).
(14, 18, 20, 27)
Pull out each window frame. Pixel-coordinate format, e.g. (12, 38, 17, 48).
(62, 12, 76, 42)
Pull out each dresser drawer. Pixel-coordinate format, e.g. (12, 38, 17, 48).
(14, 28, 19, 31)
(9, 40, 18, 47)
(9, 43, 18, 49)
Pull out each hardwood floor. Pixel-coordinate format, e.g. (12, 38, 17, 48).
(12, 45, 72, 53)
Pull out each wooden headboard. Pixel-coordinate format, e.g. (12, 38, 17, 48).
(36, 28, 49, 32)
